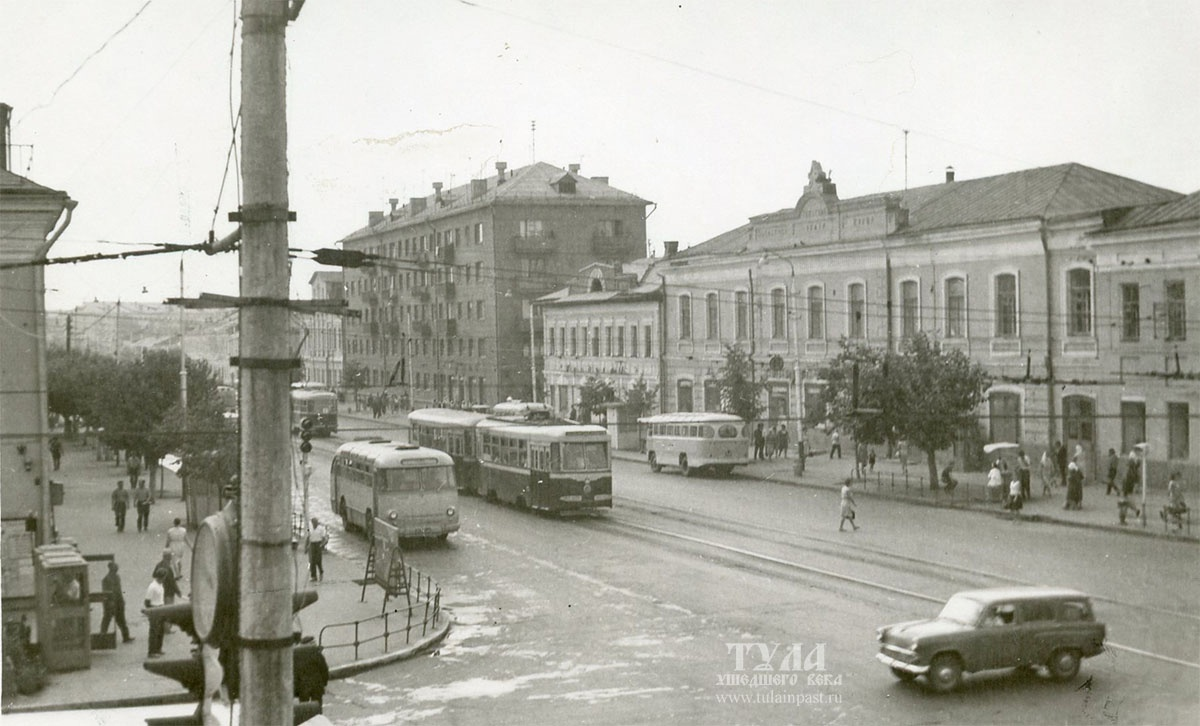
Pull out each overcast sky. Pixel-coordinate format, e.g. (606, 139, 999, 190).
(5, 0, 1198, 312)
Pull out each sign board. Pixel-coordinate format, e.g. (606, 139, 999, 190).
(1, 519, 37, 599)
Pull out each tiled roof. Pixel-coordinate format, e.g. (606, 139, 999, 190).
(677, 163, 1182, 257)
(339, 162, 650, 243)
(1094, 190, 1200, 232)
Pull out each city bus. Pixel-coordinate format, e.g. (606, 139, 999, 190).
(639, 412, 750, 477)
(329, 440, 459, 542)
(406, 408, 489, 495)
(475, 417, 612, 512)
(290, 385, 338, 436)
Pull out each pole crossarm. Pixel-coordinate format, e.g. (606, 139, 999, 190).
(165, 293, 361, 317)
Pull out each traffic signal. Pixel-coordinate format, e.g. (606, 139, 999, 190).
(299, 416, 314, 454)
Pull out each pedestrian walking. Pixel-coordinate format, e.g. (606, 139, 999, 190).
(987, 460, 1004, 502)
(838, 478, 859, 532)
(165, 519, 189, 581)
(307, 517, 328, 582)
(776, 425, 788, 458)
(753, 424, 766, 460)
(143, 571, 166, 658)
(868, 448, 876, 472)
(1065, 461, 1084, 510)
(134, 480, 152, 532)
(1104, 448, 1120, 495)
(49, 436, 63, 471)
(100, 561, 133, 644)
(111, 480, 130, 532)
(1006, 476, 1023, 514)
(152, 549, 182, 605)
(829, 429, 842, 459)
(1054, 441, 1068, 492)
(126, 453, 142, 487)
(764, 426, 777, 460)
(1117, 451, 1142, 524)
(1016, 449, 1031, 500)
(1039, 449, 1055, 495)
(855, 441, 868, 479)
(1162, 472, 1188, 532)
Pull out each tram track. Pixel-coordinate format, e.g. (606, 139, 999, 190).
(581, 495, 1200, 671)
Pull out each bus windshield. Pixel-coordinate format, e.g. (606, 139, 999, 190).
(381, 465, 455, 492)
(560, 442, 609, 472)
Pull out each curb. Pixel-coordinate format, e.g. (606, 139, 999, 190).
(0, 622, 452, 715)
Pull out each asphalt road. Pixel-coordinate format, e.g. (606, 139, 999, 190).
(301, 436, 1199, 725)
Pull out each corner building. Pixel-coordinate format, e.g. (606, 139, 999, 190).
(659, 161, 1196, 481)
(337, 161, 650, 408)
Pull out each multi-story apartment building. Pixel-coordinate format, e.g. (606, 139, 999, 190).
(336, 161, 650, 408)
(300, 271, 344, 389)
(656, 161, 1195, 479)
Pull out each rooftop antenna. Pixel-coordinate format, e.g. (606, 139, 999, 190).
(903, 129, 909, 191)
(530, 120, 536, 164)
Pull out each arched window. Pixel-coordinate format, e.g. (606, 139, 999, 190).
(995, 273, 1017, 338)
(848, 282, 865, 339)
(900, 279, 919, 339)
(679, 294, 692, 340)
(706, 293, 719, 340)
(735, 291, 749, 339)
(771, 288, 787, 338)
(807, 285, 824, 339)
(1068, 268, 1092, 336)
(945, 277, 966, 338)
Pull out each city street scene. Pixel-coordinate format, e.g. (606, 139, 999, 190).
(2, 2, 1197, 725)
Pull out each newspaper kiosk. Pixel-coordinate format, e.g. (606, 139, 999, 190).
(34, 545, 90, 671)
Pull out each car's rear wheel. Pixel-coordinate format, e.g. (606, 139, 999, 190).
(928, 654, 963, 692)
(648, 452, 662, 473)
(1047, 649, 1080, 681)
(890, 667, 916, 682)
(679, 455, 691, 477)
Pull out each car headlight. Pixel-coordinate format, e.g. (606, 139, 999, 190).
(446, 507, 456, 517)
(388, 510, 398, 520)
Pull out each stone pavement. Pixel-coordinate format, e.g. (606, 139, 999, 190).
(1, 436, 448, 716)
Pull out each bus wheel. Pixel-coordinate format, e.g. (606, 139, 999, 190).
(679, 455, 691, 477)
(648, 452, 662, 473)
(364, 511, 374, 544)
(339, 499, 350, 531)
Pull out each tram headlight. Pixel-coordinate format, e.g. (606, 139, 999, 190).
(387, 510, 398, 521)
(446, 507, 456, 518)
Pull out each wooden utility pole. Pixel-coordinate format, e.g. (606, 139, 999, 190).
(239, 0, 293, 722)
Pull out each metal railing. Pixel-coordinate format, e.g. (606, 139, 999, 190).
(318, 569, 442, 663)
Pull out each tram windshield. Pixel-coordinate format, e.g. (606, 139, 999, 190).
(559, 442, 609, 472)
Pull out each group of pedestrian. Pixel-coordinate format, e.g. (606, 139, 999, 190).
(752, 423, 790, 460)
(111, 478, 153, 533)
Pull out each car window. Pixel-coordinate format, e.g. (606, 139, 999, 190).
(1060, 601, 1092, 622)
(984, 603, 1017, 627)
(1021, 601, 1057, 622)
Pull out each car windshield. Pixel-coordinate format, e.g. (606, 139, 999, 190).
(937, 595, 985, 625)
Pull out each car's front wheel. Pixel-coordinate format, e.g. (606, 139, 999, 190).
(1047, 649, 1080, 681)
(890, 667, 916, 682)
(928, 654, 963, 692)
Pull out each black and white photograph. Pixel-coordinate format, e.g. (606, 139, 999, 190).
(2, 1, 1197, 724)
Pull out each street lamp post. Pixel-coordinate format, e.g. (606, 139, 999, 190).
(758, 251, 804, 475)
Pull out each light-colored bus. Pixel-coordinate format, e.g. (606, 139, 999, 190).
(407, 408, 489, 495)
(329, 440, 459, 542)
(475, 418, 612, 512)
(639, 412, 750, 477)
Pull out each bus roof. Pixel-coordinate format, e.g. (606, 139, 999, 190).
(407, 408, 490, 427)
(638, 412, 745, 425)
(291, 388, 337, 401)
(475, 418, 608, 441)
(334, 440, 454, 466)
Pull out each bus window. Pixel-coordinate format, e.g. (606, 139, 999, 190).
(718, 424, 739, 439)
(701, 425, 715, 439)
(561, 442, 609, 471)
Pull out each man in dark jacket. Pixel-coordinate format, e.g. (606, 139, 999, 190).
(100, 561, 133, 643)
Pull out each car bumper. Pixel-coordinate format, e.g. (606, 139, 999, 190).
(876, 652, 929, 675)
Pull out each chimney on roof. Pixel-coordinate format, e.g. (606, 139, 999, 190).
(495, 161, 507, 184)
(663, 241, 679, 257)
(388, 198, 399, 214)
(945, 166, 956, 183)
(410, 197, 426, 215)
(592, 176, 609, 185)
(568, 163, 581, 174)
(0, 103, 11, 172)
(433, 182, 444, 205)
(369, 210, 384, 226)
(470, 179, 488, 199)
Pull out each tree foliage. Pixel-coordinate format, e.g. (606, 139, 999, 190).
(716, 345, 766, 422)
(622, 375, 658, 419)
(815, 333, 991, 488)
(578, 376, 616, 423)
(342, 359, 369, 391)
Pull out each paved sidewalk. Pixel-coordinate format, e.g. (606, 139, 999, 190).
(1, 436, 448, 716)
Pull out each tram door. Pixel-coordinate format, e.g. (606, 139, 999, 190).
(1062, 396, 1096, 482)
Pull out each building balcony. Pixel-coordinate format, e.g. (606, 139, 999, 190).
(439, 244, 456, 264)
(441, 281, 456, 298)
(512, 232, 556, 256)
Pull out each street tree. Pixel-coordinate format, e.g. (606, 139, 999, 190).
(716, 345, 766, 422)
(578, 376, 616, 424)
(816, 333, 991, 488)
(622, 375, 658, 419)
(342, 359, 369, 407)
(47, 347, 118, 436)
